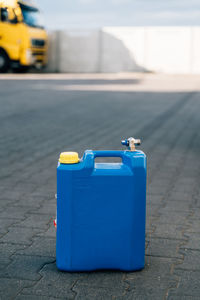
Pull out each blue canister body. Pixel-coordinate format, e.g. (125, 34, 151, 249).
(56, 150, 146, 271)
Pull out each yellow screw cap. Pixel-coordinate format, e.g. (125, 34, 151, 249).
(59, 152, 79, 164)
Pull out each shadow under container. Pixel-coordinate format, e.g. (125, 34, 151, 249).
(56, 149, 146, 272)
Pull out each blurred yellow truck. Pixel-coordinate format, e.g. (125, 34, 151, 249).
(0, 0, 47, 72)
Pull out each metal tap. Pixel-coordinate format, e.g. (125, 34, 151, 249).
(121, 137, 141, 151)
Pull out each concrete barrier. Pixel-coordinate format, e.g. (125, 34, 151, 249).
(46, 27, 200, 74)
(46, 29, 101, 73)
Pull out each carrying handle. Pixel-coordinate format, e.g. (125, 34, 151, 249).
(93, 150, 125, 159)
(93, 150, 136, 170)
(93, 150, 129, 166)
(83, 150, 128, 170)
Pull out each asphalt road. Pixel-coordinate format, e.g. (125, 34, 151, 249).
(0, 73, 200, 300)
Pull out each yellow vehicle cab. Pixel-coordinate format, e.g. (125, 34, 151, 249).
(0, 0, 47, 72)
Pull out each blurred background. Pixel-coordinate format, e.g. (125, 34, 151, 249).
(1, 0, 200, 73)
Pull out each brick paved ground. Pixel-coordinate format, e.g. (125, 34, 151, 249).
(0, 73, 200, 300)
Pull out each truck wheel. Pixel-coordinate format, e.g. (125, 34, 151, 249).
(0, 50, 9, 73)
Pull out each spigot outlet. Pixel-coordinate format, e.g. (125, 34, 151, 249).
(121, 137, 141, 151)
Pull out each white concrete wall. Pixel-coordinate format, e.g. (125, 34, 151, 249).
(144, 27, 191, 73)
(59, 30, 101, 73)
(100, 27, 146, 72)
(191, 27, 200, 74)
(46, 30, 60, 72)
(46, 30, 101, 73)
(46, 27, 200, 74)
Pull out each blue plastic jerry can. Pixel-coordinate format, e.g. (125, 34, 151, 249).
(56, 137, 147, 272)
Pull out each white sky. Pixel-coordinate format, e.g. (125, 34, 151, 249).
(36, 0, 200, 29)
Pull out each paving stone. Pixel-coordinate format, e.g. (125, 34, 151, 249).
(28, 192, 53, 201)
(167, 294, 200, 300)
(181, 232, 200, 250)
(146, 206, 159, 219)
(33, 202, 56, 215)
(190, 208, 200, 219)
(158, 200, 192, 212)
(0, 189, 25, 201)
(146, 203, 160, 216)
(14, 213, 52, 229)
(0, 243, 27, 266)
(0, 264, 10, 278)
(170, 184, 196, 194)
(146, 238, 182, 258)
(15, 295, 66, 300)
(170, 270, 200, 296)
(0, 218, 19, 234)
(5, 255, 55, 280)
(0, 206, 31, 220)
(150, 178, 171, 187)
(147, 194, 164, 205)
(16, 196, 44, 208)
(156, 211, 190, 225)
(186, 219, 200, 233)
(75, 271, 126, 289)
(17, 236, 56, 257)
(124, 256, 177, 298)
(117, 293, 165, 300)
(74, 285, 125, 300)
(175, 249, 200, 271)
(0, 198, 16, 209)
(152, 223, 187, 240)
(148, 185, 169, 195)
(175, 178, 198, 187)
(0, 278, 34, 300)
(167, 192, 193, 202)
(1, 227, 43, 245)
(194, 198, 200, 208)
(22, 262, 78, 298)
(36, 223, 56, 238)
